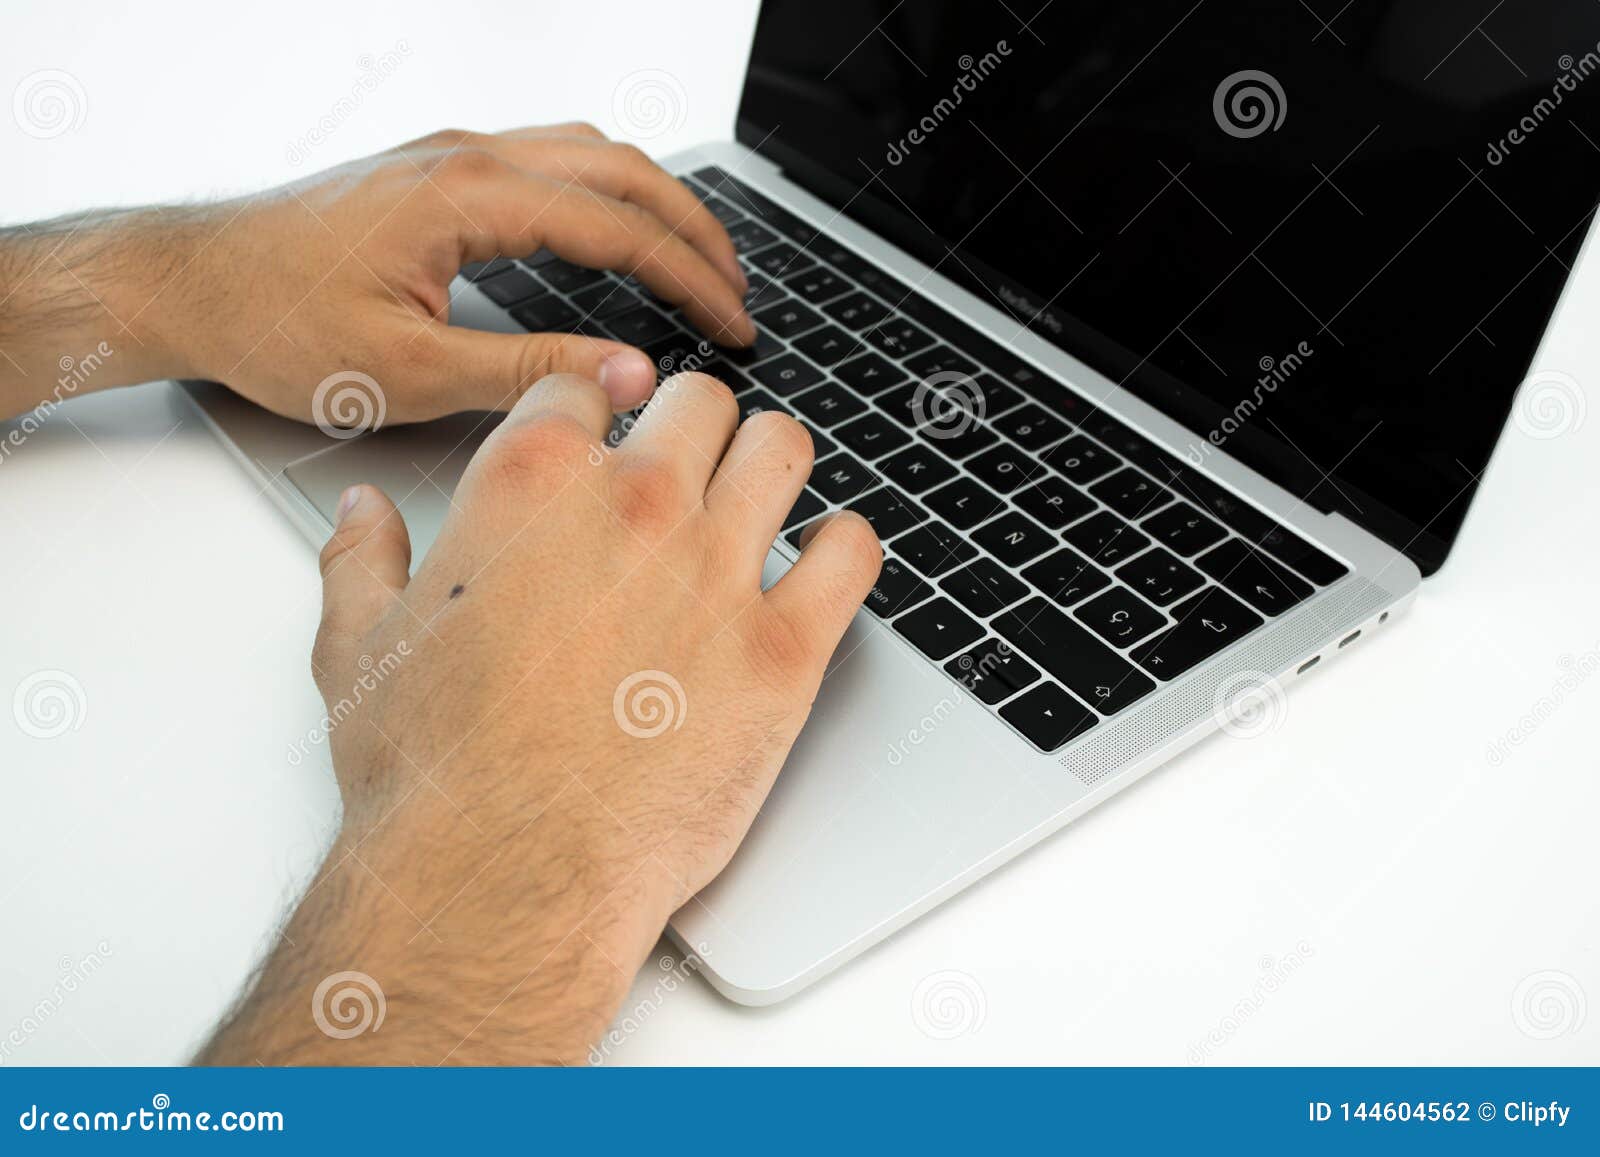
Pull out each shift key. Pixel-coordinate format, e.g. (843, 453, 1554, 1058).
(993, 598, 1156, 715)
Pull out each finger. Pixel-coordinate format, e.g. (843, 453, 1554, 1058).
(618, 371, 740, 496)
(486, 133, 746, 292)
(436, 150, 755, 345)
(494, 370, 615, 442)
(704, 409, 815, 581)
(428, 322, 656, 412)
(764, 511, 882, 664)
(316, 484, 413, 667)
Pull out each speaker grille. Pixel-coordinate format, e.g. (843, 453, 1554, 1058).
(1062, 577, 1393, 787)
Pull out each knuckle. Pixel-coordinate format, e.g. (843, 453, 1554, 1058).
(482, 414, 595, 488)
(608, 456, 686, 533)
(429, 145, 504, 184)
(412, 127, 474, 150)
(563, 121, 607, 139)
(662, 370, 738, 422)
(318, 525, 360, 580)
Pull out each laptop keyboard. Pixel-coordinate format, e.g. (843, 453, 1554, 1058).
(461, 165, 1350, 754)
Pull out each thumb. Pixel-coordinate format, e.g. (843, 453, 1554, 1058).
(434, 324, 657, 412)
(315, 484, 413, 674)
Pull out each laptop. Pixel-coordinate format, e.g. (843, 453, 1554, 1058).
(183, 0, 1600, 1003)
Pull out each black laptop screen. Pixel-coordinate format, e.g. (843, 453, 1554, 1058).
(737, 0, 1600, 573)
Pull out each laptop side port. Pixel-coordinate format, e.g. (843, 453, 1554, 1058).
(1297, 656, 1321, 675)
(1338, 630, 1361, 648)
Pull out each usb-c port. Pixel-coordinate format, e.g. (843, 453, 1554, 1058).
(1339, 630, 1361, 648)
(1297, 656, 1320, 674)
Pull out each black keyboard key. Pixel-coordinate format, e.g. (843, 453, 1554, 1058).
(966, 443, 1044, 494)
(722, 331, 786, 368)
(993, 599, 1157, 715)
(966, 373, 1026, 419)
(753, 299, 824, 339)
(747, 240, 816, 278)
(1075, 587, 1166, 647)
(894, 521, 976, 578)
(1064, 511, 1151, 568)
(791, 324, 864, 367)
(695, 358, 758, 396)
(973, 511, 1055, 567)
(894, 597, 984, 661)
(823, 292, 889, 331)
(607, 306, 679, 346)
(947, 639, 1040, 705)
(752, 354, 826, 396)
(1131, 587, 1263, 680)
(478, 268, 546, 307)
(1141, 501, 1227, 556)
(999, 682, 1098, 751)
(1116, 548, 1204, 607)
(1042, 435, 1119, 484)
(993, 403, 1070, 451)
(861, 318, 935, 359)
(863, 555, 932, 618)
(727, 219, 779, 253)
(791, 381, 866, 427)
(1090, 467, 1172, 520)
(920, 421, 997, 460)
(874, 381, 927, 428)
(703, 195, 745, 225)
(905, 345, 978, 379)
(784, 266, 851, 305)
(1079, 413, 1184, 480)
(847, 486, 926, 540)
(836, 412, 911, 459)
(1248, 523, 1348, 586)
(880, 443, 957, 493)
(798, 420, 836, 459)
(810, 452, 881, 504)
(940, 558, 1027, 617)
(817, 244, 895, 294)
(461, 257, 516, 281)
(744, 275, 788, 312)
(1021, 548, 1110, 607)
(509, 296, 579, 332)
(1197, 538, 1314, 616)
(569, 278, 644, 321)
(1013, 474, 1096, 530)
(537, 259, 606, 293)
(834, 352, 908, 396)
(736, 389, 792, 424)
(783, 488, 825, 530)
(924, 477, 1006, 530)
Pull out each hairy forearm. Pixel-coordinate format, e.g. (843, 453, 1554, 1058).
(0, 208, 213, 419)
(197, 789, 678, 1067)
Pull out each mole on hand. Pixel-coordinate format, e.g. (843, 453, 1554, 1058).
(449, 583, 465, 599)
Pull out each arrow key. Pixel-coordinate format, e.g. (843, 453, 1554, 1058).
(893, 597, 984, 661)
(999, 682, 1098, 751)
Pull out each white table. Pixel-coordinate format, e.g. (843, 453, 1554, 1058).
(3, 0, 1596, 1066)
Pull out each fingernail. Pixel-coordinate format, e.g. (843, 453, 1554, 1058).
(336, 485, 362, 522)
(598, 347, 656, 407)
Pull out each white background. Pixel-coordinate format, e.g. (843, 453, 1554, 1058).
(1, 1, 1595, 1065)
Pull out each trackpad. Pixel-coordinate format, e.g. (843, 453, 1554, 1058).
(284, 413, 499, 569)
